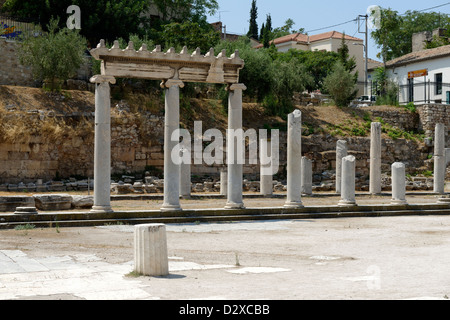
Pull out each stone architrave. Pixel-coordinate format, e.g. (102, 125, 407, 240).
(134, 224, 169, 277)
(370, 122, 382, 195)
(391, 162, 407, 205)
(90, 75, 116, 213)
(284, 110, 304, 208)
(260, 138, 273, 197)
(434, 123, 446, 195)
(90, 42, 245, 212)
(225, 83, 246, 209)
(336, 140, 348, 194)
(338, 155, 357, 207)
(301, 157, 313, 196)
(161, 79, 184, 212)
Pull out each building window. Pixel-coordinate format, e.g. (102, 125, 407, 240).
(435, 73, 443, 95)
(408, 78, 414, 103)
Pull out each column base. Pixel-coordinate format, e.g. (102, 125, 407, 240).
(338, 200, 357, 207)
(90, 206, 114, 213)
(161, 204, 182, 212)
(284, 201, 304, 209)
(391, 199, 408, 206)
(224, 202, 245, 209)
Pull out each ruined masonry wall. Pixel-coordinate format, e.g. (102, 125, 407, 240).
(0, 38, 34, 87)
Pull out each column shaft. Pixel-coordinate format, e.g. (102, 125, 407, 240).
(284, 110, 303, 208)
(391, 162, 407, 205)
(225, 84, 246, 209)
(161, 80, 183, 211)
(90, 75, 115, 213)
(370, 122, 382, 195)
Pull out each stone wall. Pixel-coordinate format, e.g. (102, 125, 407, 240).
(0, 102, 436, 186)
(0, 38, 34, 86)
(417, 104, 450, 141)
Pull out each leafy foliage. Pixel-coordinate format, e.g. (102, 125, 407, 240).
(323, 61, 358, 107)
(2, 0, 150, 46)
(18, 18, 87, 91)
(371, 7, 450, 61)
(247, 0, 258, 40)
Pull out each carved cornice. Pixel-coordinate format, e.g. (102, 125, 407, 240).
(90, 40, 245, 84)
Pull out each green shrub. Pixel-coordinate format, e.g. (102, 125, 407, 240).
(18, 18, 87, 92)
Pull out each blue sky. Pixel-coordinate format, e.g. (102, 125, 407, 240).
(207, 0, 450, 60)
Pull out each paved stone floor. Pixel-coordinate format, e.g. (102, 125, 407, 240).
(1, 202, 450, 301)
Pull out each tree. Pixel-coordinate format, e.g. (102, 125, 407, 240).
(323, 61, 358, 107)
(271, 18, 305, 39)
(2, 0, 150, 46)
(371, 7, 450, 61)
(18, 18, 87, 91)
(276, 49, 339, 91)
(151, 0, 218, 24)
(261, 14, 272, 48)
(161, 21, 220, 52)
(337, 33, 358, 81)
(247, 0, 258, 40)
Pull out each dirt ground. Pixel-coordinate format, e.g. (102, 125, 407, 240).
(1, 194, 450, 301)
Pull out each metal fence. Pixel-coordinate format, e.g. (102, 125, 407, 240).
(398, 81, 450, 105)
(0, 15, 36, 40)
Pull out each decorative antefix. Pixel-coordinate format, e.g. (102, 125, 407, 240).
(89, 40, 246, 213)
(90, 40, 245, 84)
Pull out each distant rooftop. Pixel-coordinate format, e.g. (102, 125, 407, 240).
(256, 31, 363, 49)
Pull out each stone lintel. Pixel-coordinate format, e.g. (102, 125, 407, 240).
(90, 75, 116, 85)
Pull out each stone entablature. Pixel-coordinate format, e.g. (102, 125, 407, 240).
(90, 40, 245, 84)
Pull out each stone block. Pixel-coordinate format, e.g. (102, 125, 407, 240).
(71, 195, 94, 209)
(0, 196, 35, 212)
(134, 224, 169, 277)
(33, 194, 72, 211)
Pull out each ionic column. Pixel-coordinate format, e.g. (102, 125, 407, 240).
(161, 79, 184, 212)
(284, 110, 303, 208)
(225, 83, 246, 209)
(370, 122, 382, 195)
(90, 75, 115, 213)
(336, 140, 348, 194)
(391, 162, 407, 205)
(434, 123, 446, 195)
(339, 155, 357, 207)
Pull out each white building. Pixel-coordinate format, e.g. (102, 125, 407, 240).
(256, 31, 367, 95)
(385, 44, 450, 105)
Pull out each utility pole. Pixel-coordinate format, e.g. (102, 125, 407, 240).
(358, 14, 369, 96)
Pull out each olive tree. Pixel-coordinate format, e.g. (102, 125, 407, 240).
(18, 19, 87, 91)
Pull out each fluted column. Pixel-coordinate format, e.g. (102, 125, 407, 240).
(90, 75, 115, 213)
(161, 79, 184, 212)
(225, 83, 246, 209)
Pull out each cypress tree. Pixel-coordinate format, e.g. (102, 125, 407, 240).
(247, 0, 258, 40)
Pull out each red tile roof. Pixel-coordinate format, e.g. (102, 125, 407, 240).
(256, 31, 363, 49)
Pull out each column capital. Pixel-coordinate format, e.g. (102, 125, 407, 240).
(161, 79, 185, 89)
(90, 75, 116, 85)
(226, 83, 247, 92)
